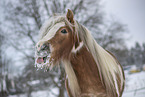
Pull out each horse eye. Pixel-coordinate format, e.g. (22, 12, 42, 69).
(61, 29, 67, 34)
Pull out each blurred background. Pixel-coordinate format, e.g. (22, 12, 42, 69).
(0, 0, 145, 97)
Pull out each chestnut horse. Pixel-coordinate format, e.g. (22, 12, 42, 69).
(35, 9, 125, 97)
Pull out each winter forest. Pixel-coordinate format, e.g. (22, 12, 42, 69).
(0, 0, 145, 97)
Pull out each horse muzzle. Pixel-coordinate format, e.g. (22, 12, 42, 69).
(35, 42, 52, 69)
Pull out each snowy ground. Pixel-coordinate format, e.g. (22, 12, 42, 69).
(9, 70, 145, 97)
(122, 71, 145, 97)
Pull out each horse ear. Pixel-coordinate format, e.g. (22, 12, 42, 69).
(66, 9, 74, 24)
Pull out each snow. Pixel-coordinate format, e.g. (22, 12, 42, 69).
(28, 80, 40, 85)
(9, 94, 26, 97)
(8, 71, 145, 97)
(123, 71, 145, 97)
(31, 90, 55, 97)
(130, 65, 138, 70)
(123, 89, 145, 97)
(9, 88, 58, 97)
(0, 79, 7, 91)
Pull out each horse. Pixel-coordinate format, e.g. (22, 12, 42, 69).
(35, 9, 125, 97)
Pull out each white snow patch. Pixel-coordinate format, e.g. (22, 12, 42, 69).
(8, 70, 145, 97)
(28, 80, 40, 85)
(123, 71, 145, 97)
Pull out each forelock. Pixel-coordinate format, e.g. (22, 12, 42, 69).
(39, 16, 67, 40)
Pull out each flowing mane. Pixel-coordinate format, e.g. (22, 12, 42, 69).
(74, 21, 125, 96)
(35, 9, 125, 97)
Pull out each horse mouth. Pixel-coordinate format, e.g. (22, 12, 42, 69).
(36, 56, 48, 64)
(35, 43, 54, 70)
(35, 53, 52, 70)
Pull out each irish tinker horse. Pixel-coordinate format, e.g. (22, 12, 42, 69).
(35, 9, 125, 97)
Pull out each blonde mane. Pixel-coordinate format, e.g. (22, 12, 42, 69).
(75, 21, 124, 97)
(63, 60, 81, 97)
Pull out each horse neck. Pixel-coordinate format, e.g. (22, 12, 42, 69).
(64, 46, 106, 96)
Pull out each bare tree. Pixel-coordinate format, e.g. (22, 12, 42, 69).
(127, 42, 145, 67)
(0, 25, 12, 97)
(97, 18, 128, 65)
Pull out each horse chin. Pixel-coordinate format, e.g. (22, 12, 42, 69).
(35, 53, 53, 71)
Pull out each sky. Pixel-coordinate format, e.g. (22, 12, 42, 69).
(103, 0, 145, 48)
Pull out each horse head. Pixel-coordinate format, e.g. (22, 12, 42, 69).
(35, 9, 79, 70)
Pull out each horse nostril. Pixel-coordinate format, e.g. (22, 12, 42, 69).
(41, 44, 48, 50)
